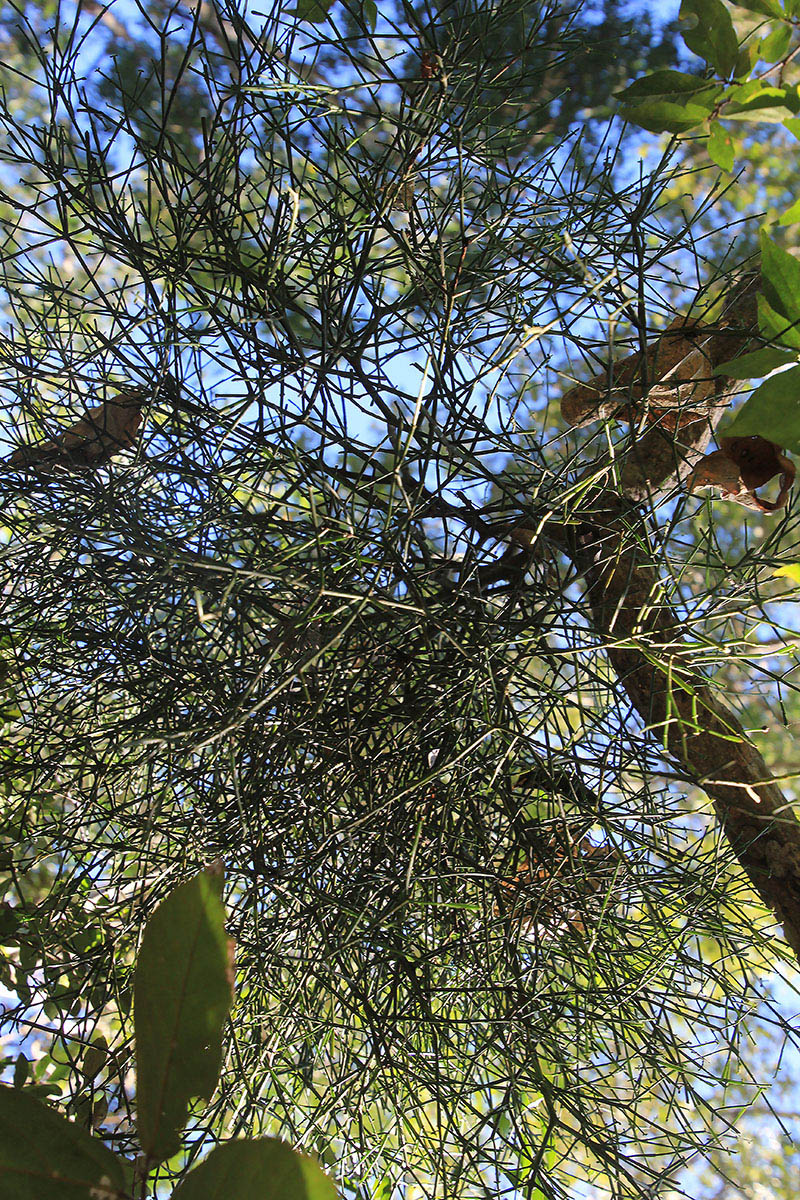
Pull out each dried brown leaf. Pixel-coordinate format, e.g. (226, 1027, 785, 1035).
(560, 273, 760, 430)
(687, 434, 795, 512)
(495, 836, 621, 940)
(561, 318, 713, 428)
(7, 388, 146, 471)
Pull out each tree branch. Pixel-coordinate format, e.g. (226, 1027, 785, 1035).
(557, 272, 800, 957)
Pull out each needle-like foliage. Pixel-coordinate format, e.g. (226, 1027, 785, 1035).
(0, 2, 798, 1198)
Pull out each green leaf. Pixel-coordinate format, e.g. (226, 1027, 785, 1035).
(680, 0, 740, 76)
(615, 70, 720, 101)
(363, 0, 377, 32)
(134, 868, 233, 1164)
(781, 81, 799, 111)
(171, 1138, 339, 1200)
(722, 81, 796, 121)
(724, 364, 800, 450)
(0, 1085, 128, 1200)
(739, 0, 784, 12)
(733, 44, 757, 78)
(13, 1055, 28, 1089)
(759, 22, 793, 60)
(760, 231, 800, 323)
(723, 104, 795, 122)
(713, 345, 798, 377)
(293, 0, 336, 20)
(759, 292, 800, 348)
(779, 195, 800, 224)
(618, 100, 712, 134)
(81, 1037, 108, 1082)
(0, 904, 19, 939)
(707, 121, 735, 170)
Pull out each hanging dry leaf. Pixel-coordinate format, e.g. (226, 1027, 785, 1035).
(494, 834, 620, 940)
(6, 388, 146, 471)
(561, 317, 714, 428)
(687, 435, 795, 512)
(391, 175, 416, 211)
(560, 273, 760, 430)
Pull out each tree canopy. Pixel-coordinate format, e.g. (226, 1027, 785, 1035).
(1, 2, 800, 1198)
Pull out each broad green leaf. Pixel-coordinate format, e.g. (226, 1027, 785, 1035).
(724, 364, 800, 450)
(618, 99, 712, 134)
(134, 868, 234, 1164)
(293, 0, 336, 20)
(779, 81, 799, 110)
(680, 0, 740, 76)
(0, 1085, 128, 1200)
(723, 105, 795, 122)
(776, 563, 800, 585)
(759, 22, 793, 60)
(713, 345, 798, 377)
(736, 0, 783, 12)
(171, 1138, 339, 1200)
(363, 0, 377, 32)
(733, 44, 757, 78)
(81, 1037, 108, 1082)
(760, 231, 800, 323)
(779, 194, 800, 224)
(724, 106, 796, 122)
(707, 121, 734, 170)
(615, 70, 720, 101)
(722, 81, 797, 121)
(759, 292, 800, 349)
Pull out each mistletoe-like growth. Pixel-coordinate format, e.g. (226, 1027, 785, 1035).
(0, 2, 798, 1199)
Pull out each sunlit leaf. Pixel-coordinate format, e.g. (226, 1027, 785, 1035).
(776, 563, 800, 585)
(722, 81, 798, 121)
(680, 0, 740, 76)
(759, 22, 793, 60)
(723, 103, 795, 121)
(707, 120, 735, 170)
(713, 345, 797, 377)
(724, 365, 800, 451)
(779, 194, 800, 224)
